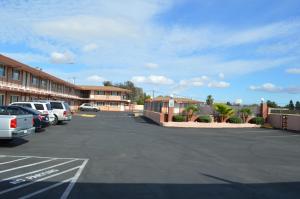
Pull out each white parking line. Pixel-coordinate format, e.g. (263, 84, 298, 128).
(0, 159, 56, 174)
(61, 159, 89, 199)
(0, 155, 85, 160)
(0, 166, 81, 195)
(0, 159, 78, 183)
(261, 134, 300, 138)
(19, 178, 73, 199)
(0, 157, 30, 165)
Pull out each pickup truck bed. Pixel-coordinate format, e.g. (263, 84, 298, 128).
(0, 115, 35, 140)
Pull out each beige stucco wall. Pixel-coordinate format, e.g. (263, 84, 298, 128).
(268, 114, 282, 129)
(268, 114, 300, 131)
(287, 115, 300, 131)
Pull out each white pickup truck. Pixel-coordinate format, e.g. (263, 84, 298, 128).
(0, 107, 35, 140)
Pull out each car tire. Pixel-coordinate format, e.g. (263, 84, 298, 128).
(52, 115, 58, 125)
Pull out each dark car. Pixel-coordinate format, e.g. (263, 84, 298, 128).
(8, 106, 50, 132)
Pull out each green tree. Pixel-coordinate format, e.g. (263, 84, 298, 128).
(296, 101, 300, 111)
(185, 105, 199, 121)
(239, 108, 252, 123)
(287, 100, 295, 110)
(266, 100, 278, 108)
(206, 95, 214, 106)
(214, 103, 235, 123)
(103, 81, 113, 86)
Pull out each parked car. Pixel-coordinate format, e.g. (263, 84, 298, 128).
(10, 102, 56, 125)
(0, 106, 35, 140)
(79, 103, 99, 112)
(37, 101, 72, 123)
(8, 106, 50, 132)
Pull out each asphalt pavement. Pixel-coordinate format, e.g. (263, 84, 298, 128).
(0, 111, 300, 199)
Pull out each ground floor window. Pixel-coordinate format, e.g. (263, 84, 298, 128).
(10, 95, 19, 103)
(97, 102, 105, 106)
(0, 94, 4, 105)
(110, 102, 119, 107)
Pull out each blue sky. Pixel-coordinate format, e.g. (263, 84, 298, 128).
(0, 0, 299, 105)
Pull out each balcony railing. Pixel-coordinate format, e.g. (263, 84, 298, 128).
(92, 95, 127, 101)
(0, 80, 81, 100)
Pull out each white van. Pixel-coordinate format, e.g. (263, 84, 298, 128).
(10, 102, 57, 125)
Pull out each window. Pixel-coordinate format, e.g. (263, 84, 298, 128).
(50, 102, 63, 109)
(95, 91, 105, 95)
(31, 76, 39, 85)
(46, 103, 52, 110)
(0, 94, 4, 105)
(7, 107, 23, 115)
(97, 102, 105, 106)
(12, 69, 20, 80)
(34, 103, 45, 110)
(0, 64, 5, 77)
(10, 95, 19, 103)
(63, 102, 70, 111)
(112, 91, 118, 96)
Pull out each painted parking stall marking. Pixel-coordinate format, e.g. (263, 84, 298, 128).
(0, 155, 88, 199)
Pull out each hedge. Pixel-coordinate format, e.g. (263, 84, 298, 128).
(197, 115, 212, 123)
(173, 115, 185, 122)
(249, 117, 265, 125)
(228, 116, 243, 123)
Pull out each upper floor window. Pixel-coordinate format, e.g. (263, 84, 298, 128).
(12, 69, 20, 80)
(112, 91, 118, 96)
(41, 79, 47, 87)
(0, 64, 5, 77)
(31, 76, 39, 85)
(95, 91, 105, 95)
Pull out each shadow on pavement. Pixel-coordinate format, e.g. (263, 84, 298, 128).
(133, 116, 160, 126)
(5, 181, 299, 199)
(0, 138, 28, 147)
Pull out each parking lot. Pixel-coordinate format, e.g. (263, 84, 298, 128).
(1, 112, 300, 199)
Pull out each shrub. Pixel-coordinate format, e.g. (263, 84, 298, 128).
(249, 117, 265, 125)
(228, 116, 242, 124)
(197, 115, 212, 123)
(173, 115, 185, 122)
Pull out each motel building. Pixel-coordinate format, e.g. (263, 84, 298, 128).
(144, 96, 202, 115)
(0, 54, 131, 111)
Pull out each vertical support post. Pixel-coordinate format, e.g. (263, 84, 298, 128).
(261, 103, 268, 121)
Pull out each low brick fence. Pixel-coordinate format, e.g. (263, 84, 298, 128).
(268, 114, 300, 131)
(143, 110, 164, 125)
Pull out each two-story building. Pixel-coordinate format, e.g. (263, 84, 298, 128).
(0, 54, 131, 111)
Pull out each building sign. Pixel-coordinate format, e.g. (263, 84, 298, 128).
(169, 99, 175, 108)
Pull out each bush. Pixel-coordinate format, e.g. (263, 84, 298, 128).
(197, 115, 212, 123)
(173, 115, 185, 122)
(249, 117, 264, 125)
(228, 116, 242, 123)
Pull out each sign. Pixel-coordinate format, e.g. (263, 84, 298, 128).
(168, 99, 175, 108)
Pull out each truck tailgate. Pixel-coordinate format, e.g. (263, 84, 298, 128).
(16, 115, 33, 131)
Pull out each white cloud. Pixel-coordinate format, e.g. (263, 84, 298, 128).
(208, 81, 230, 88)
(145, 63, 159, 69)
(132, 75, 174, 85)
(82, 43, 98, 52)
(86, 75, 105, 82)
(286, 68, 300, 74)
(50, 51, 74, 64)
(250, 83, 300, 94)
